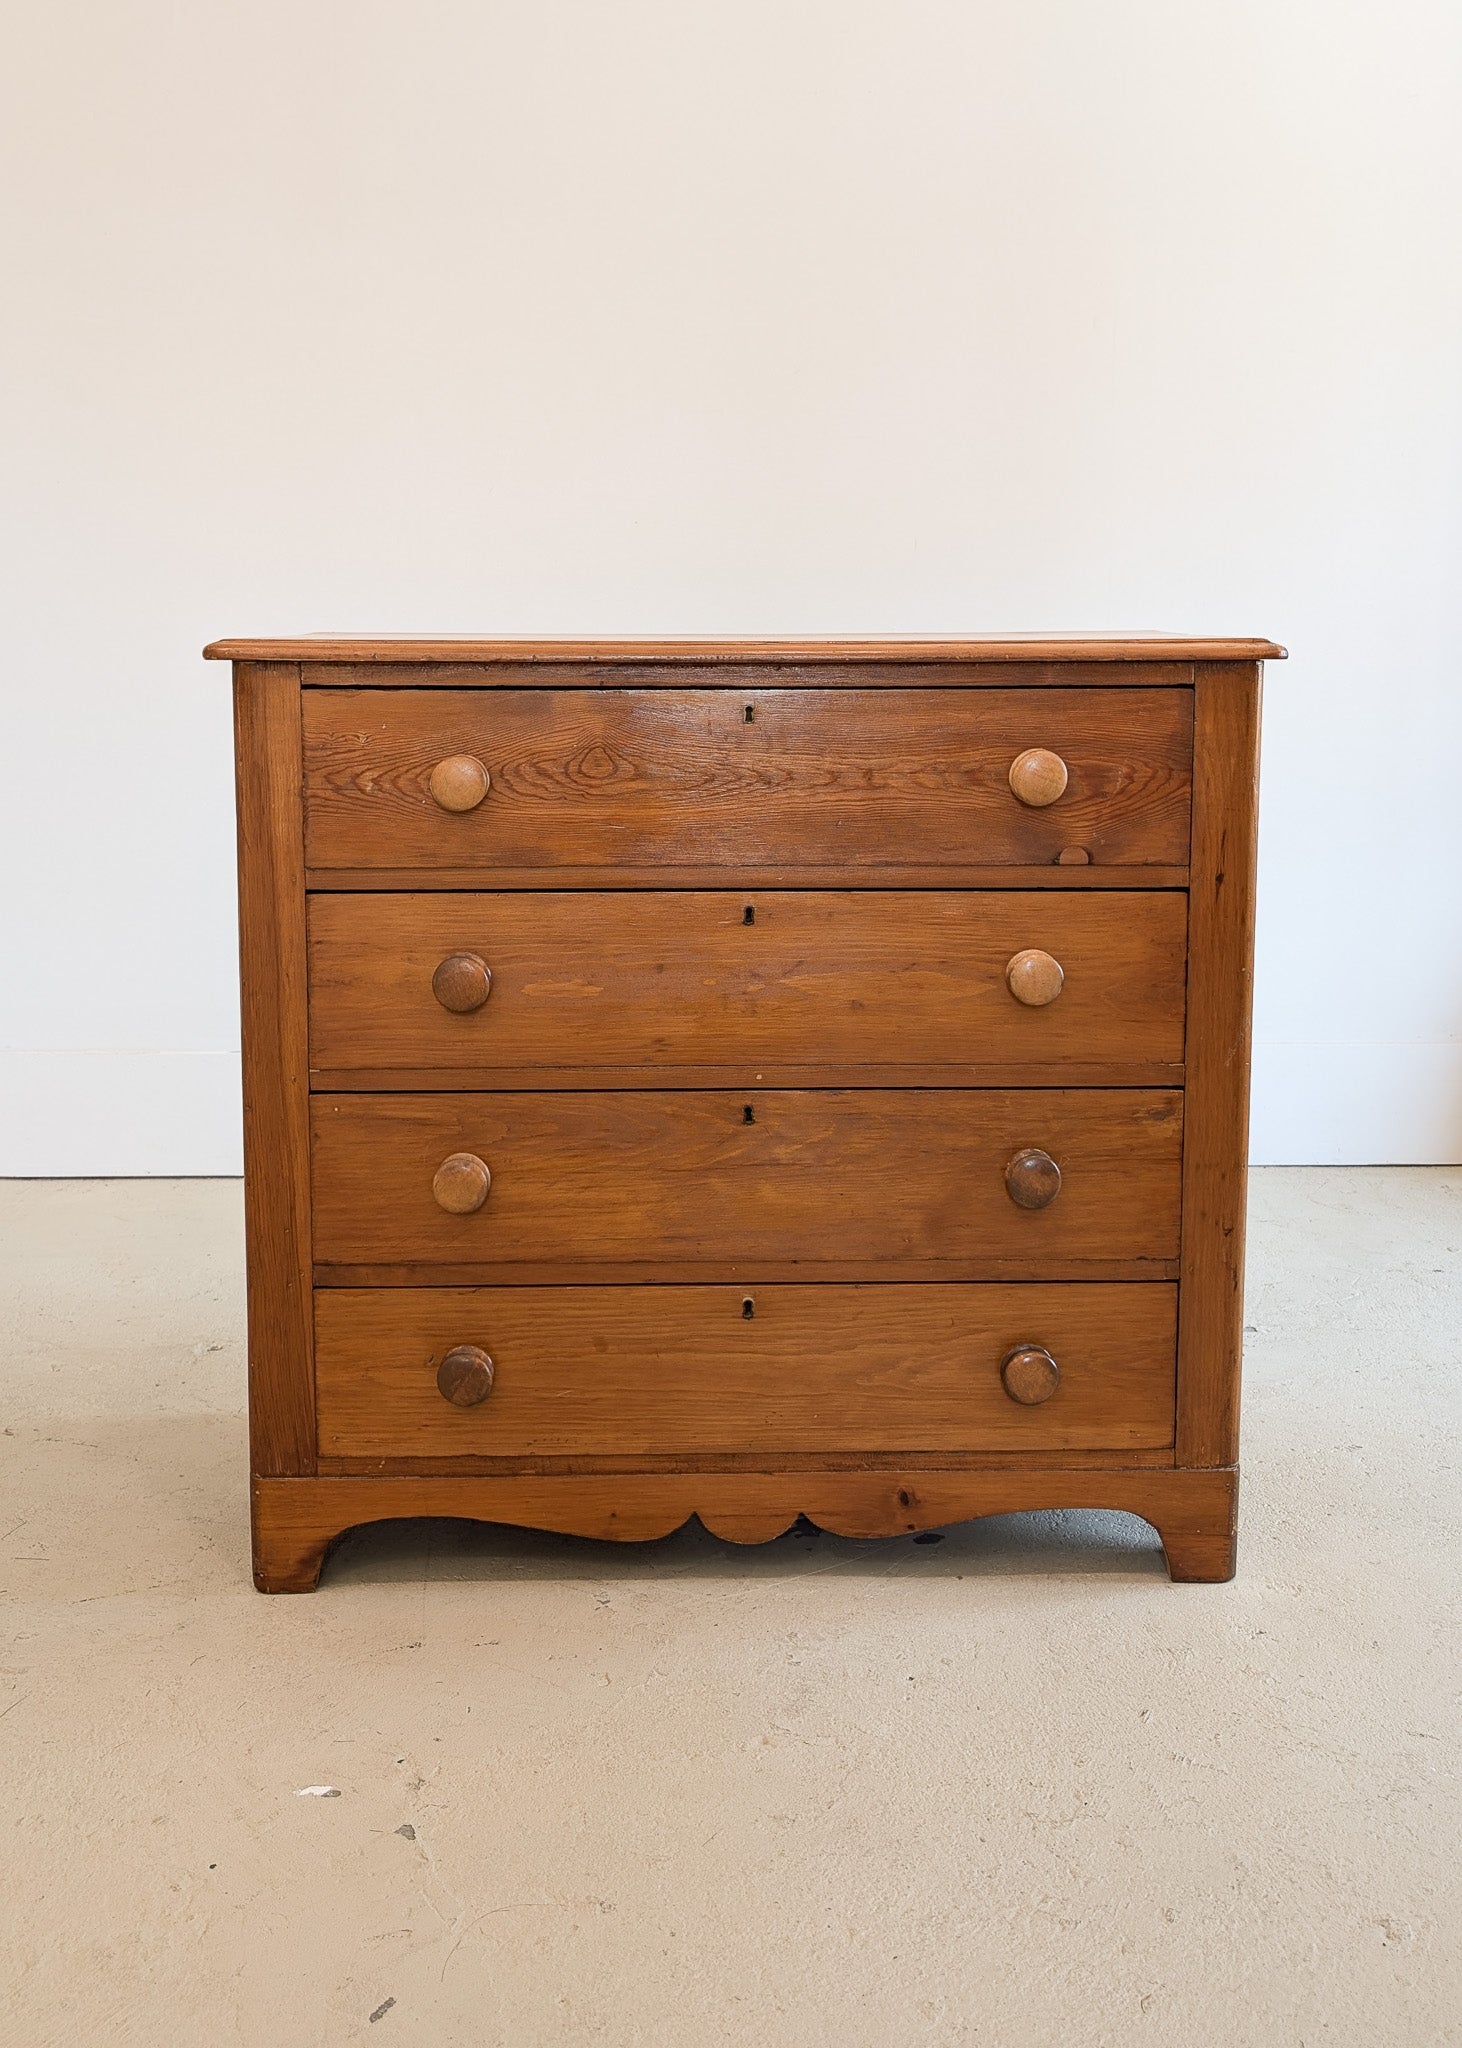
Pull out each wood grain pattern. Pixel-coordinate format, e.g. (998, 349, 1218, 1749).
(306, 890, 1188, 1078)
(305, 863, 1193, 892)
(317, 1258, 1179, 1287)
(308, 1061, 1186, 1093)
(250, 1465, 1239, 1590)
(317, 1447, 1176, 1476)
(207, 633, 1285, 663)
(314, 1284, 1176, 1459)
(232, 663, 314, 1476)
(301, 688, 1193, 874)
(302, 660, 1197, 693)
(310, 1088, 1183, 1280)
(1176, 664, 1263, 1467)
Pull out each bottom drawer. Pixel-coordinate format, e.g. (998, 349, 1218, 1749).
(314, 1284, 1176, 1459)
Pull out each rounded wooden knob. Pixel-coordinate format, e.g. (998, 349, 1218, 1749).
(1005, 948, 1065, 1006)
(432, 1152, 491, 1214)
(437, 1344, 494, 1406)
(1001, 1344, 1060, 1405)
(1008, 747, 1068, 807)
(432, 952, 493, 1013)
(1004, 1147, 1062, 1210)
(428, 755, 490, 813)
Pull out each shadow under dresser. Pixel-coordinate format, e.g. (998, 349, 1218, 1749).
(207, 633, 1284, 1589)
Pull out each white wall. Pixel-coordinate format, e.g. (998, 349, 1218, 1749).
(2, 0, 1459, 1173)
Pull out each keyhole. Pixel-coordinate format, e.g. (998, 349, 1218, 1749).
(742, 1104, 755, 1124)
(743, 904, 755, 925)
(744, 703, 755, 723)
(742, 1297, 755, 1320)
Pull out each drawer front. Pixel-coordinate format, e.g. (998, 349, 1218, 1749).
(308, 890, 1188, 1079)
(314, 1283, 1178, 1458)
(310, 1089, 1182, 1279)
(302, 687, 1192, 876)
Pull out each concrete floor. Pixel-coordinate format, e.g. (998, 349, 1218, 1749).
(1, 1171, 1459, 2046)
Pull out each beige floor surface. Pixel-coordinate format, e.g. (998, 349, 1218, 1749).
(1, 1169, 1459, 2047)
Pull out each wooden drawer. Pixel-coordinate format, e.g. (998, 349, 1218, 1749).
(310, 1088, 1183, 1281)
(307, 889, 1188, 1085)
(301, 687, 1192, 880)
(314, 1283, 1177, 1459)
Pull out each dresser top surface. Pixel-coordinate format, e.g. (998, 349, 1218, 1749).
(205, 633, 1285, 665)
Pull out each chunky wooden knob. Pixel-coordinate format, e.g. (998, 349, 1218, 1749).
(1004, 1147, 1062, 1209)
(428, 755, 490, 813)
(1005, 948, 1065, 1006)
(1001, 1344, 1060, 1405)
(1008, 747, 1068, 807)
(437, 1344, 494, 1406)
(432, 1152, 491, 1214)
(432, 952, 493, 1013)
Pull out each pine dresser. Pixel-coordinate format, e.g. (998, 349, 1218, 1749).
(208, 634, 1283, 1590)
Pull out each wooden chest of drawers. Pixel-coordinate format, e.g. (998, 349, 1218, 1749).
(210, 634, 1281, 1589)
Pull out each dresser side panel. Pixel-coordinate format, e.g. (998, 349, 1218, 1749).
(234, 661, 316, 1475)
(1176, 662, 1262, 1467)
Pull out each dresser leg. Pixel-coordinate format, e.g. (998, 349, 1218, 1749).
(253, 1534, 328, 1592)
(1151, 1469, 1239, 1582)
(251, 1483, 330, 1592)
(253, 1543, 327, 1593)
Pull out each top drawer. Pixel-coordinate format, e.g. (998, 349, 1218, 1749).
(302, 688, 1192, 879)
